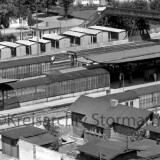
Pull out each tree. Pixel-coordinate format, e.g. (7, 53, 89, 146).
(59, 0, 74, 19)
(150, 0, 160, 11)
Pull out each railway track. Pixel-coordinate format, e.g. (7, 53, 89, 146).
(0, 103, 72, 131)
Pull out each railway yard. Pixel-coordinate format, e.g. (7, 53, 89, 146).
(1, 7, 160, 159)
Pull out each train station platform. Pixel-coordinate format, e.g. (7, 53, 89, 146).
(1, 79, 160, 117)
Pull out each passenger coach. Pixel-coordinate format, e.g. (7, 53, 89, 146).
(0, 68, 110, 110)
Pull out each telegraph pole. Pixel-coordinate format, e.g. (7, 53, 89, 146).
(36, 0, 39, 56)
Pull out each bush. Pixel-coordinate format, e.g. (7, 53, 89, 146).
(0, 32, 17, 42)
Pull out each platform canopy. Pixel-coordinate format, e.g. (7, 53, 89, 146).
(84, 45, 160, 64)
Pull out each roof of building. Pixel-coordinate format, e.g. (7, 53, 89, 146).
(144, 124, 160, 134)
(70, 27, 102, 35)
(98, 90, 139, 103)
(25, 133, 58, 146)
(0, 79, 18, 84)
(0, 55, 53, 69)
(16, 40, 36, 46)
(29, 37, 51, 43)
(0, 126, 47, 140)
(43, 34, 69, 40)
(70, 95, 153, 129)
(85, 45, 160, 64)
(128, 139, 160, 158)
(8, 68, 109, 89)
(89, 26, 126, 33)
(131, 84, 160, 96)
(0, 41, 22, 48)
(0, 45, 7, 49)
(63, 31, 86, 38)
(78, 139, 137, 160)
(32, 25, 60, 30)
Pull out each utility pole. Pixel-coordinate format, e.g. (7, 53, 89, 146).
(36, 0, 39, 56)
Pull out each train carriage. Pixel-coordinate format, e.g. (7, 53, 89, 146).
(0, 68, 110, 110)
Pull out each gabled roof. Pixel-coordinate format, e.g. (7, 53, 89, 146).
(70, 95, 153, 129)
(63, 31, 86, 38)
(16, 40, 36, 46)
(29, 37, 50, 44)
(43, 34, 69, 40)
(0, 41, 22, 48)
(0, 126, 47, 140)
(70, 27, 102, 35)
(89, 26, 126, 33)
(78, 139, 138, 160)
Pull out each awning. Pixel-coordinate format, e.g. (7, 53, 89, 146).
(84, 45, 160, 64)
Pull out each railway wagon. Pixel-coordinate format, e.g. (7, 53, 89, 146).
(0, 68, 110, 110)
(0, 54, 70, 79)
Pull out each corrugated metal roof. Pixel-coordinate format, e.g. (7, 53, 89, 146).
(0, 126, 47, 140)
(85, 45, 160, 63)
(89, 26, 126, 33)
(63, 31, 86, 37)
(8, 68, 109, 89)
(29, 37, 51, 43)
(70, 27, 101, 35)
(0, 45, 7, 49)
(0, 55, 53, 69)
(16, 40, 36, 46)
(25, 133, 58, 145)
(0, 41, 22, 48)
(43, 34, 68, 40)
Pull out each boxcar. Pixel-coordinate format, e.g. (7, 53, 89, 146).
(0, 54, 70, 79)
(1, 68, 110, 110)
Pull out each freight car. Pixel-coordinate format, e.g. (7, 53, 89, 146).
(0, 68, 110, 110)
(0, 54, 70, 79)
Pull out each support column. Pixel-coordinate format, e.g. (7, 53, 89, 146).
(2, 90, 4, 110)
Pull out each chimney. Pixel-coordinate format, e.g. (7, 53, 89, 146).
(110, 99, 118, 107)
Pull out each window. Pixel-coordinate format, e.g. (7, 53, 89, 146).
(11, 48, 16, 57)
(130, 101, 133, 107)
(125, 102, 129, 106)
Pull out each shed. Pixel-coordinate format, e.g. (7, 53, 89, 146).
(89, 26, 127, 41)
(0, 41, 26, 58)
(0, 45, 11, 60)
(43, 34, 70, 49)
(29, 37, 51, 53)
(70, 27, 106, 44)
(31, 24, 61, 38)
(25, 133, 58, 148)
(63, 30, 91, 47)
(16, 40, 38, 55)
(0, 126, 47, 158)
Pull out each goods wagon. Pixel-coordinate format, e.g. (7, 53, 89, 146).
(0, 54, 70, 79)
(0, 68, 110, 110)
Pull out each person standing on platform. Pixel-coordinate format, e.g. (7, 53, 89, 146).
(153, 72, 157, 82)
(119, 72, 123, 88)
